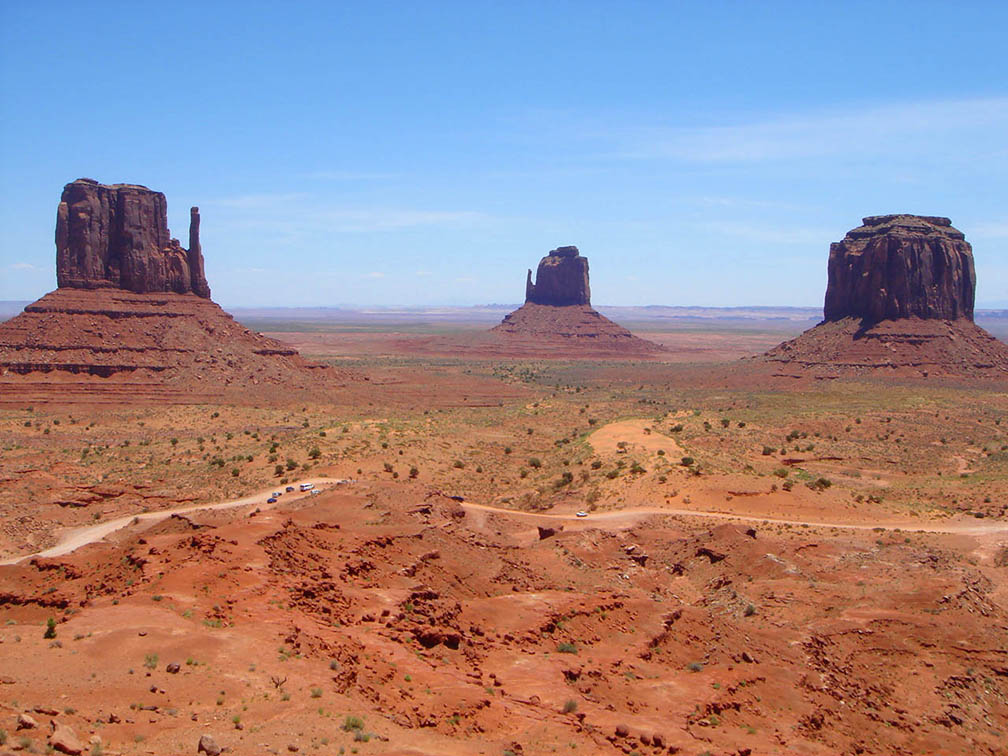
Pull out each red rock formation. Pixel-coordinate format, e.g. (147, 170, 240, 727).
(525, 246, 591, 306)
(485, 246, 662, 356)
(763, 215, 1008, 377)
(824, 215, 974, 323)
(0, 179, 354, 400)
(55, 178, 211, 298)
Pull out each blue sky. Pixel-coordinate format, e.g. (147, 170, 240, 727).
(2, 1, 1006, 307)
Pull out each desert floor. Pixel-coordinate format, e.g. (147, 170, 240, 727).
(1, 315, 1006, 756)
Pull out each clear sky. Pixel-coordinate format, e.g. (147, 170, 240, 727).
(2, 1, 1006, 308)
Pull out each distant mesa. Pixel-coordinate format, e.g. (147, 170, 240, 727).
(490, 246, 663, 356)
(763, 214, 1008, 376)
(0, 179, 345, 402)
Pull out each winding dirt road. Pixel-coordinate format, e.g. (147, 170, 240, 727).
(0, 478, 342, 566)
(4, 479, 1005, 567)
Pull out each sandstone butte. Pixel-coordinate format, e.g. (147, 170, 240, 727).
(763, 214, 1008, 376)
(0, 179, 346, 403)
(490, 246, 663, 356)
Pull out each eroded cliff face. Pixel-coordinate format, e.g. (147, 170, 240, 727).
(525, 246, 591, 307)
(55, 178, 211, 298)
(823, 215, 974, 323)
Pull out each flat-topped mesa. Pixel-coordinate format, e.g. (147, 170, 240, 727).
(823, 214, 974, 323)
(55, 178, 211, 299)
(525, 245, 591, 306)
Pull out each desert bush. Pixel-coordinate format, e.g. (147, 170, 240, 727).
(43, 617, 56, 639)
(528, 457, 542, 469)
(761, 446, 776, 456)
(562, 699, 578, 713)
(556, 642, 577, 654)
(453, 460, 465, 469)
(687, 661, 703, 672)
(309, 447, 321, 459)
(409, 466, 419, 479)
(342, 715, 364, 732)
(680, 456, 694, 466)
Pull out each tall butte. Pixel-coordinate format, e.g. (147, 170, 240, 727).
(0, 179, 342, 402)
(763, 214, 1008, 376)
(490, 246, 662, 356)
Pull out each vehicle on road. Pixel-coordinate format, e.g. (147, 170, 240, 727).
(576, 511, 588, 518)
(272, 492, 281, 497)
(267, 497, 278, 504)
(285, 486, 295, 492)
(300, 483, 315, 491)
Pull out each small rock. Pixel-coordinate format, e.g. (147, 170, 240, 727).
(652, 733, 665, 747)
(108, 713, 120, 724)
(17, 712, 38, 730)
(166, 662, 181, 674)
(49, 720, 84, 755)
(197, 734, 222, 756)
(615, 723, 630, 738)
(287, 744, 300, 753)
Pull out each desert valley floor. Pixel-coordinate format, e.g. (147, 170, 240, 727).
(1, 311, 1007, 756)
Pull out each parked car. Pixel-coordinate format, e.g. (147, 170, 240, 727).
(310, 489, 320, 496)
(285, 486, 295, 492)
(300, 482, 315, 491)
(576, 511, 588, 518)
(272, 491, 281, 497)
(267, 496, 278, 504)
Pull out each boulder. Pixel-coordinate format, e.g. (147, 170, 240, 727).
(197, 734, 222, 755)
(824, 214, 975, 323)
(17, 712, 38, 730)
(525, 246, 591, 306)
(49, 721, 83, 755)
(56, 178, 211, 298)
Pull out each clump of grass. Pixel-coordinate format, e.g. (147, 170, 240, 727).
(556, 642, 577, 654)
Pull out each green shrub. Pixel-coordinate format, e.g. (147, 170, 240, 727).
(43, 617, 57, 639)
(556, 642, 577, 654)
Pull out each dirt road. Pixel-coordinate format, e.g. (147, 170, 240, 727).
(0, 478, 342, 566)
(460, 501, 1008, 536)
(5, 479, 1004, 567)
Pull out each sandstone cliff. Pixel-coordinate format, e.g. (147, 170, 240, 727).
(525, 246, 591, 307)
(824, 215, 974, 323)
(56, 178, 211, 298)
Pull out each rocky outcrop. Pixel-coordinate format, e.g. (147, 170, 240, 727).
(525, 246, 591, 306)
(55, 178, 211, 298)
(482, 245, 662, 356)
(762, 214, 1008, 377)
(824, 215, 974, 323)
(0, 179, 355, 401)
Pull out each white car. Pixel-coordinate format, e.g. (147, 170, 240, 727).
(575, 511, 588, 518)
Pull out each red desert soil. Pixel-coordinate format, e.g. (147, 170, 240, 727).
(2, 478, 1007, 756)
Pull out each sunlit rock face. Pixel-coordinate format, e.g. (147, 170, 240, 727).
(56, 178, 211, 299)
(823, 214, 974, 323)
